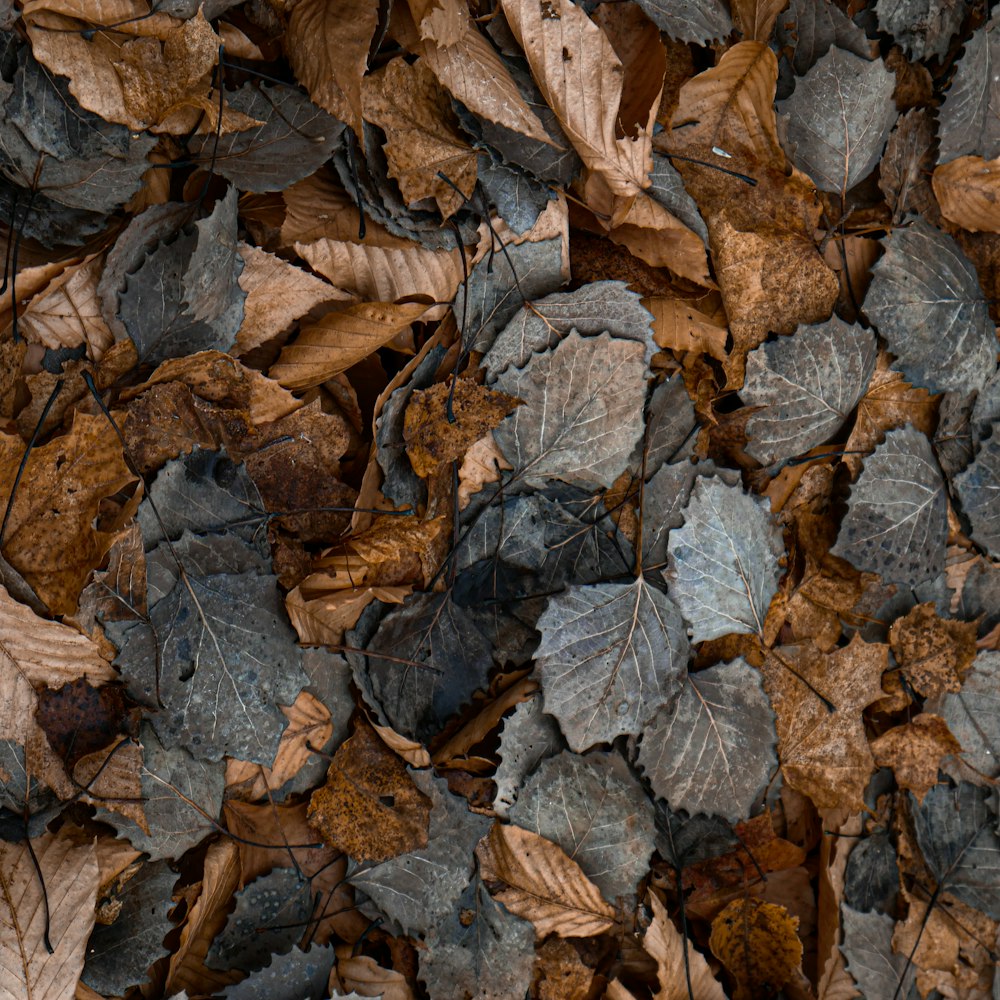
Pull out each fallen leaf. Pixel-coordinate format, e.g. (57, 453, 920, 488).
(889, 602, 977, 699)
(870, 713, 963, 802)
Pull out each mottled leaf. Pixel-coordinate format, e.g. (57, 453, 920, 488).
(875, 0, 968, 60)
(741, 318, 877, 465)
(636, 659, 778, 824)
(954, 436, 1000, 557)
(832, 426, 946, 588)
(667, 476, 784, 642)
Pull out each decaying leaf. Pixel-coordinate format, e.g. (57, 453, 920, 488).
(870, 714, 963, 802)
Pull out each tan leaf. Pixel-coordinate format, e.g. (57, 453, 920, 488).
(457, 434, 512, 510)
(870, 713, 963, 803)
(286, 0, 380, 140)
(308, 719, 433, 861)
(235, 243, 351, 356)
(285, 582, 411, 647)
(18, 255, 114, 361)
(933, 155, 1000, 232)
(731, 0, 790, 42)
(225, 691, 334, 801)
(476, 823, 616, 938)
(335, 953, 416, 1000)
(295, 238, 465, 303)
(761, 635, 888, 811)
(363, 58, 478, 219)
(370, 721, 432, 767)
(501, 0, 653, 196)
(75, 738, 146, 831)
(0, 830, 99, 1000)
(645, 295, 728, 360)
(0, 412, 139, 615)
(408, 0, 467, 46)
(270, 301, 430, 389)
(889, 603, 977, 699)
(535, 938, 595, 999)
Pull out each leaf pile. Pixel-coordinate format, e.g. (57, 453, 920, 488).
(0, 0, 999, 998)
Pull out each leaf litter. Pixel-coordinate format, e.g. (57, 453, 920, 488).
(0, 1, 999, 998)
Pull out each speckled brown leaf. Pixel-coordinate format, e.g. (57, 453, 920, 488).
(870, 714, 963, 802)
(889, 602, 977, 700)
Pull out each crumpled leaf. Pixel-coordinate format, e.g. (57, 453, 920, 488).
(632, 0, 730, 43)
(492, 331, 647, 490)
(832, 426, 947, 588)
(937, 10, 1000, 162)
(637, 658, 778, 824)
(475, 823, 616, 938)
(955, 435, 1000, 557)
(910, 781, 1000, 919)
(509, 750, 656, 904)
(348, 769, 490, 936)
(778, 46, 896, 196)
(875, 0, 967, 60)
(740, 317, 877, 466)
(419, 876, 535, 999)
(535, 579, 688, 751)
(492, 697, 563, 819)
(667, 476, 784, 643)
(863, 219, 995, 393)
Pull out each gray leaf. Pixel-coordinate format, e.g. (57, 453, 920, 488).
(648, 154, 707, 244)
(509, 750, 656, 904)
(81, 860, 176, 996)
(535, 579, 689, 752)
(879, 109, 938, 224)
(477, 153, 553, 234)
(956, 560, 1000, 636)
(841, 905, 917, 1000)
(844, 832, 899, 914)
(971, 368, 1000, 441)
(832, 426, 946, 588)
(0, 176, 107, 247)
(778, 46, 896, 195)
(349, 770, 490, 936)
(493, 697, 564, 819)
(911, 782, 1000, 918)
(929, 653, 1000, 783)
(955, 436, 1000, 557)
(632, 0, 731, 42)
(633, 375, 698, 479)
(483, 280, 655, 380)
(492, 331, 647, 490)
(96, 722, 224, 861)
(193, 84, 345, 193)
(934, 391, 975, 479)
(938, 12, 1000, 161)
(667, 477, 784, 643)
(776, 0, 873, 77)
(863, 219, 994, 394)
(220, 945, 334, 1000)
(875, 0, 968, 60)
(636, 659, 778, 825)
(419, 878, 535, 1000)
(741, 318, 877, 465)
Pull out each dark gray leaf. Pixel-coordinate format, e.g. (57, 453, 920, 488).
(492, 331, 647, 490)
(934, 391, 975, 479)
(0, 176, 107, 246)
(456, 237, 565, 356)
(844, 832, 899, 913)
(509, 750, 656, 904)
(648, 154, 707, 244)
(911, 782, 1000, 918)
(632, 0, 731, 42)
(864, 220, 994, 394)
(493, 697, 564, 819)
(536, 579, 688, 751)
(634, 375, 698, 479)
(352, 593, 495, 744)
(776, 0, 873, 77)
(193, 83, 345, 193)
(82, 860, 176, 996)
(938, 12, 1000, 161)
(777, 46, 896, 195)
(956, 560, 1000, 636)
(971, 368, 1000, 440)
(832, 426, 946, 588)
(349, 770, 490, 936)
(741, 318, 877, 465)
(483, 281, 654, 380)
(477, 153, 553, 234)
(95, 722, 225, 861)
(636, 659, 777, 824)
(667, 476, 784, 643)
(0, 742, 59, 838)
(419, 877, 535, 1000)
(841, 905, 917, 1000)
(955, 436, 1000, 557)
(929, 653, 1000, 783)
(875, 0, 968, 60)
(207, 869, 311, 972)
(879, 109, 938, 225)
(653, 805, 738, 870)
(220, 945, 334, 1000)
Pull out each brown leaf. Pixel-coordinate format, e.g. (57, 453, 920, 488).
(710, 898, 803, 1000)
(889, 603, 977, 699)
(285, 583, 411, 647)
(645, 295, 728, 360)
(870, 713, 963, 803)
(0, 830, 99, 1000)
(476, 822, 617, 938)
(933, 155, 1000, 232)
(335, 952, 416, 1000)
(270, 301, 430, 389)
(731, 0, 789, 41)
(308, 719, 432, 862)
(286, 0, 379, 140)
(535, 938, 596, 1000)
(35, 679, 128, 770)
(761, 635, 888, 810)
(457, 434, 513, 510)
(404, 380, 521, 478)
(75, 737, 146, 832)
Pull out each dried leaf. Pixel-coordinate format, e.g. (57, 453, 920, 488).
(840, 905, 915, 999)
(875, 0, 966, 59)
(632, 0, 731, 43)
(889, 602, 976, 699)
(870, 714, 963, 802)
(933, 154, 1000, 232)
(955, 436, 1000, 558)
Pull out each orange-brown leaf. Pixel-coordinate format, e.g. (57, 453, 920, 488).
(870, 713, 963, 803)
